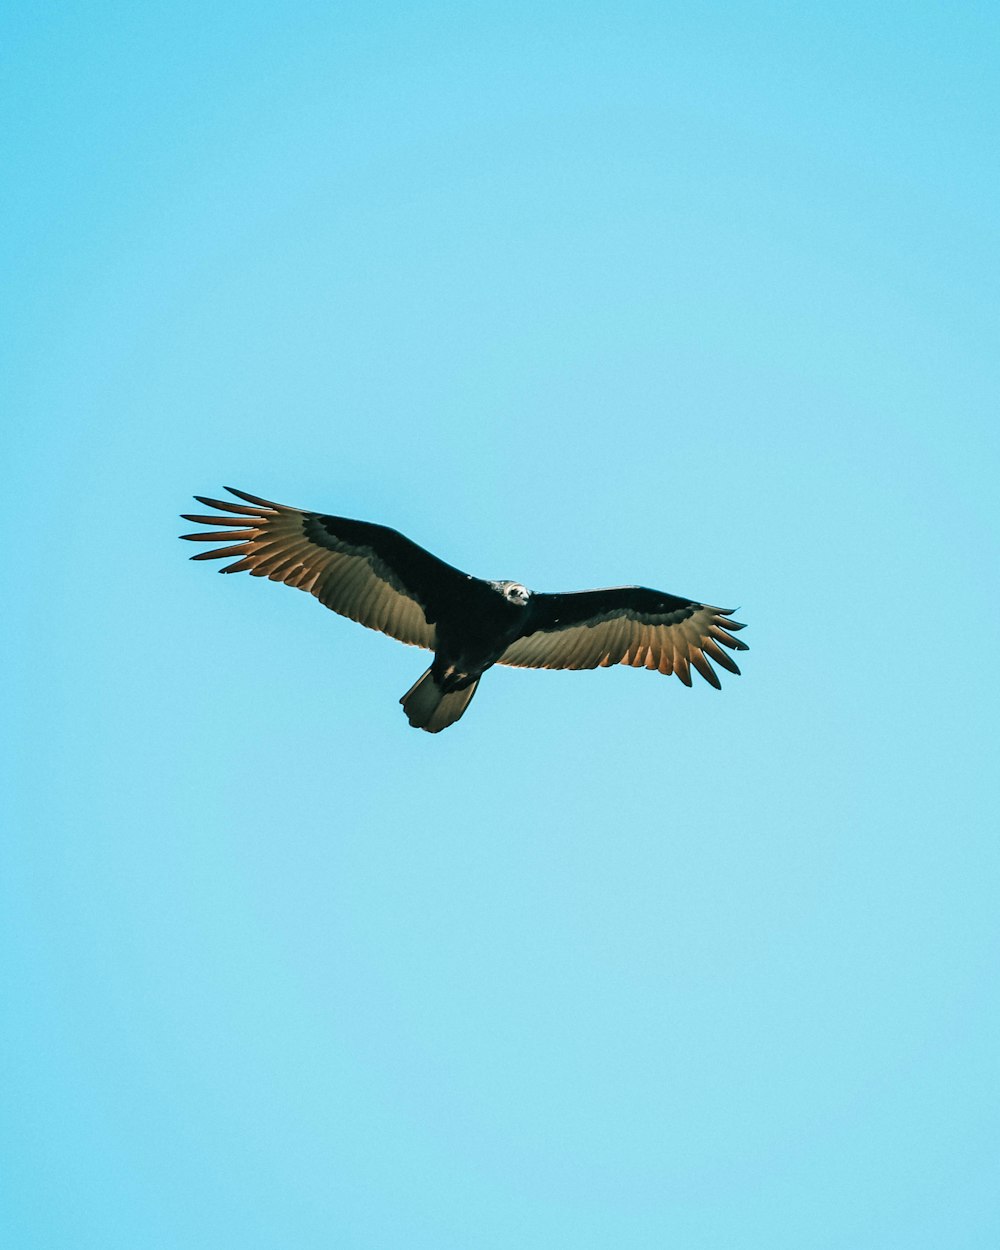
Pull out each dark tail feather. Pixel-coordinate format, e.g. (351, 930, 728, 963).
(400, 668, 480, 733)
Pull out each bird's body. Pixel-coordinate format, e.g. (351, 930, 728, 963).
(181, 488, 748, 732)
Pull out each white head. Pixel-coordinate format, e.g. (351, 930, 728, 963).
(490, 580, 531, 607)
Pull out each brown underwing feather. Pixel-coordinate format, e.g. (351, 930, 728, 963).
(709, 624, 749, 651)
(702, 637, 742, 674)
(190, 543, 250, 561)
(179, 530, 255, 542)
(180, 513, 257, 527)
(690, 648, 721, 689)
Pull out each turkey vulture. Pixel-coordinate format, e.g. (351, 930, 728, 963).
(180, 487, 748, 733)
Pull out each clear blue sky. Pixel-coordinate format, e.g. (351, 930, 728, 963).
(3, 4, 998, 1247)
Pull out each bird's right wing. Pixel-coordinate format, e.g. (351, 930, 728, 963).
(499, 587, 747, 688)
(180, 487, 471, 650)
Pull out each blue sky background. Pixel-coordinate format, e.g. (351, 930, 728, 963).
(3, 4, 998, 1247)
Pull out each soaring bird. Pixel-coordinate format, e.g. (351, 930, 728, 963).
(180, 488, 748, 733)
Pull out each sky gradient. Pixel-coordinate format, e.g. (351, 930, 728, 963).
(4, 4, 999, 1247)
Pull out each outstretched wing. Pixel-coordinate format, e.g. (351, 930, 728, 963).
(180, 487, 472, 650)
(498, 587, 748, 688)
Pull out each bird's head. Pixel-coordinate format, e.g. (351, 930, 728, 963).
(491, 580, 531, 607)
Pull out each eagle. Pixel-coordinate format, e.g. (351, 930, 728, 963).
(180, 487, 748, 733)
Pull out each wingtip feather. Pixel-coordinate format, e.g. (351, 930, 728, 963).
(188, 543, 249, 561)
(225, 486, 278, 508)
(193, 494, 269, 516)
(690, 650, 722, 690)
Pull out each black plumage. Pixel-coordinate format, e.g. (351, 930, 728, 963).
(180, 487, 748, 732)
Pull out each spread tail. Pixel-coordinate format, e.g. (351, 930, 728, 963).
(400, 667, 480, 733)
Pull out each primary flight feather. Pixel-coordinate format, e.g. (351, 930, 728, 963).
(180, 487, 748, 733)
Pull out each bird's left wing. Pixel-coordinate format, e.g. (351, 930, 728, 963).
(498, 587, 747, 688)
(180, 487, 471, 650)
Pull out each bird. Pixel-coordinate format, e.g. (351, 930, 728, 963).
(180, 487, 748, 733)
